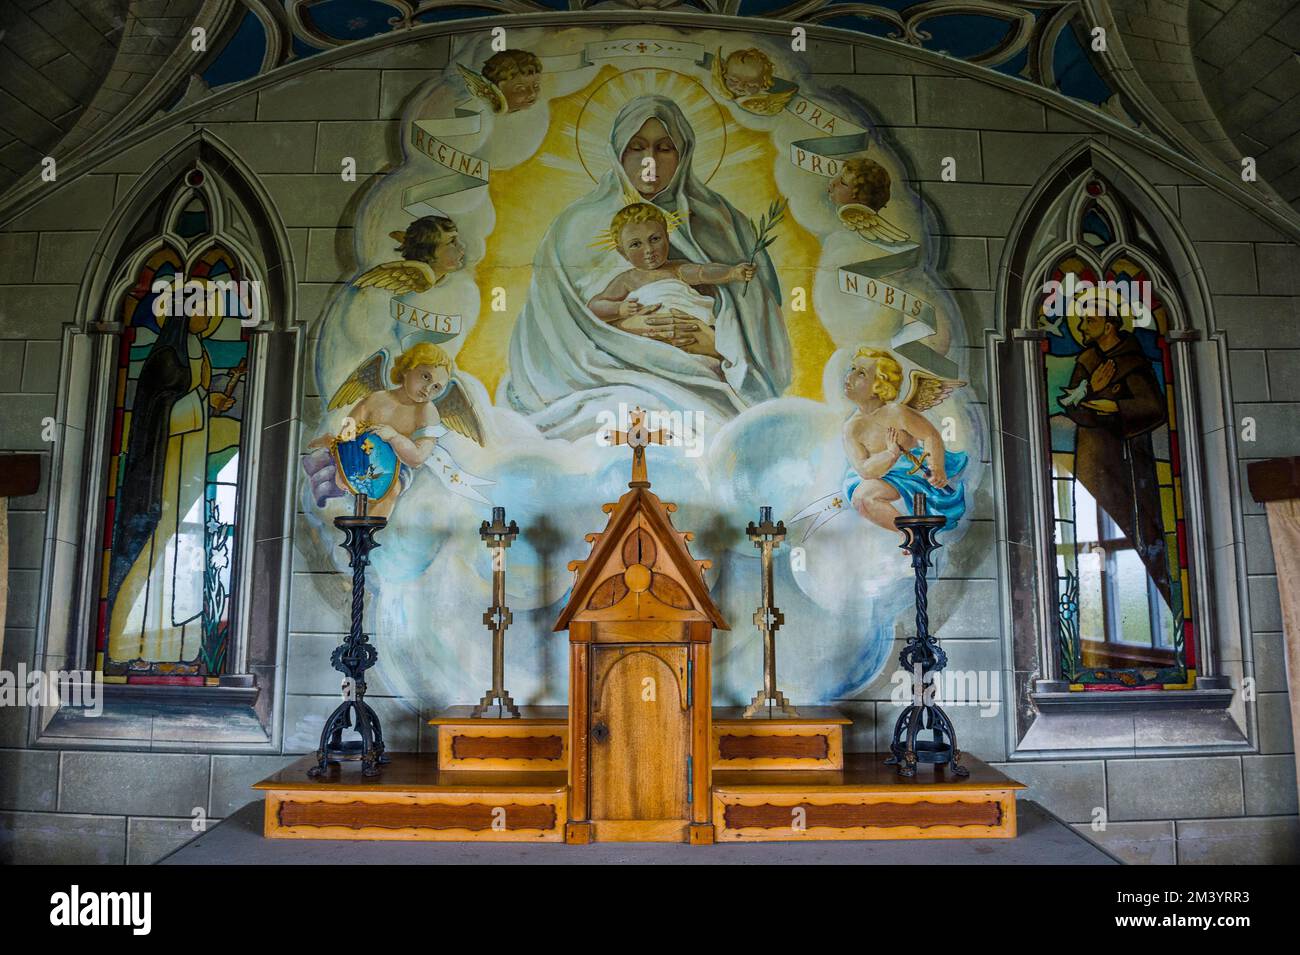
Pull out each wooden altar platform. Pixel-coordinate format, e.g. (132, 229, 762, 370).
(169, 798, 1116, 863)
(255, 705, 1024, 844)
(256, 755, 569, 842)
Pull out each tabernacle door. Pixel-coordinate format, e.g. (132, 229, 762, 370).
(589, 644, 691, 840)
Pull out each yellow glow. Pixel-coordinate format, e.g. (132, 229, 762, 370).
(460, 64, 831, 401)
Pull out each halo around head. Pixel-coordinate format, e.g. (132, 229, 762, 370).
(1066, 282, 1139, 344)
(588, 195, 686, 250)
(573, 68, 727, 185)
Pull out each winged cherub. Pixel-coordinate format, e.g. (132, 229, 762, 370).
(351, 216, 466, 296)
(710, 47, 797, 115)
(303, 342, 489, 517)
(841, 346, 968, 532)
(829, 157, 911, 245)
(791, 348, 967, 542)
(456, 49, 542, 113)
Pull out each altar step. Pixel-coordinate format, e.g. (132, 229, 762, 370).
(429, 705, 569, 771)
(427, 705, 852, 772)
(255, 755, 567, 842)
(712, 706, 851, 770)
(255, 752, 1023, 843)
(712, 753, 1023, 842)
(255, 707, 1021, 843)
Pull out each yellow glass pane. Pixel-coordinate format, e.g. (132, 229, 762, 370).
(1052, 452, 1076, 475)
(1160, 488, 1175, 530)
(1181, 569, 1191, 617)
(208, 415, 240, 455)
(1156, 461, 1172, 486)
(1174, 479, 1184, 519)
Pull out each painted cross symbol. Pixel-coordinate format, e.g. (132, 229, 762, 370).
(900, 446, 932, 477)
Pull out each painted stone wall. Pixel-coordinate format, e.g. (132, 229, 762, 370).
(0, 20, 1294, 864)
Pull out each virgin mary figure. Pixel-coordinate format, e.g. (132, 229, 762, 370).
(501, 95, 790, 438)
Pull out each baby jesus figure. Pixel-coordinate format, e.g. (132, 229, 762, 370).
(587, 203, 754, 359)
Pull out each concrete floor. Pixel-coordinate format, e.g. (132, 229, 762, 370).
(161, 800, 1120, 864)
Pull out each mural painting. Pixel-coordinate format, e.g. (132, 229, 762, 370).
(301, 26, 983, 715)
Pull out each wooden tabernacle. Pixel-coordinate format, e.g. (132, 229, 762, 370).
(255, 420, 1024, 843)
(553, 447, 726, 845)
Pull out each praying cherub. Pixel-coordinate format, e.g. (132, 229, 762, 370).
(711, 47, 797, 115)
(840, 347, 967, 538)
(352, 215, 467, 295)
(302, 342, 489, 517)
(457, 49, 542, 113)
(587, 203, 754, 358)
(828, 157, 910, 244)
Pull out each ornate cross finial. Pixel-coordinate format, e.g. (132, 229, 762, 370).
(605, 407, 672, 486)
(472, 506, 521, 719)
(743, 505, 796, 718)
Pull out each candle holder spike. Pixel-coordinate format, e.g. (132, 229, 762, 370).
(471, 506, 521, 719)
(885, 492, 969, 778)
(308, 494, 389, 778)
(743, 505, 798, 719)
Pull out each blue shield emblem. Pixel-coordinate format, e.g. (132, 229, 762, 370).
(332, 431, 399, 501)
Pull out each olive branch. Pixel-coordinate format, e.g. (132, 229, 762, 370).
(746, 198, 788, 265)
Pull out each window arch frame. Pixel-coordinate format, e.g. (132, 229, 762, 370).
(1027, 180, 1199, 689)
(990, 142, 1248, 757)
(29, 130, 300, 750)
(95, 196, 258, 684)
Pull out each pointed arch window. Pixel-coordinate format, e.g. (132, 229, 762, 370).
(992, 144, 1245, 756)
(29, 133, 299, 748)
(1029, 179, 1195, 690)
(97, 179, 257, 684)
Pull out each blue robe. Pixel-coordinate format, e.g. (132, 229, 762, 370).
(844, 447, 968, 529)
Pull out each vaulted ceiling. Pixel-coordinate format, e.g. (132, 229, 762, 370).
(0, 0, 129, 179)
(1190, 0, 1300, 208)
(1, 0, 1296, 223)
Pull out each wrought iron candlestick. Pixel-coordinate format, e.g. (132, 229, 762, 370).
(471, 506, 521, 718)
(308, 494, 389, 778)
(885, 492, 969, 777)
(744, 505, 797, 718)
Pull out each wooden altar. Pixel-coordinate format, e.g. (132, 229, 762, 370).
(255, 434, 1023, 843)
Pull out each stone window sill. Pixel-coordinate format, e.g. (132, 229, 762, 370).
(1032, 686, 1234, 714)
(1013, 686, 1249, 758)
(32, 682, 271, 751)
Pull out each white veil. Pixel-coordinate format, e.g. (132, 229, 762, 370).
(501, 94, 791, 437)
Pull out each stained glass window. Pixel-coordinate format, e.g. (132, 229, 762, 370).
(96, 224, 251, 686)
(1035, 185, 1194, 690)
